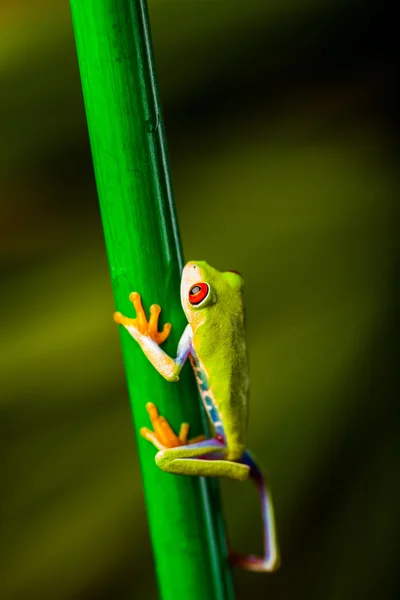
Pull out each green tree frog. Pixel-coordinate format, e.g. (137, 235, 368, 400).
(114, 261, 280, 572)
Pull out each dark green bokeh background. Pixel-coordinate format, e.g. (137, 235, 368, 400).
(1, 1, 398, 599)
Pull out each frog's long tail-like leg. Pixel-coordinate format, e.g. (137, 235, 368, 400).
(230, 450, 280, 572)
(155, 438, 250, 481)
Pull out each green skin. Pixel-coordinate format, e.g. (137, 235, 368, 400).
(115, 261, 280, 571)
(122, 261, 250, 477)
(178, 262, 249, 469)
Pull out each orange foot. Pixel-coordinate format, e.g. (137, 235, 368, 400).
(114, 292, 171, 344)
(140, 402, 205, 450)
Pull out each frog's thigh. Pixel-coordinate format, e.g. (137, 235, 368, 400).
(155, 439, 250, 481)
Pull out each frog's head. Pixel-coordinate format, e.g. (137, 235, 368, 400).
(181, 260, 244, 327)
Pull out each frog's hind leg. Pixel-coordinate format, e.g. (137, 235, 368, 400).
(155, 438, 250, 481)
(140, 403, 249, 481)
(230, 450, 280, 572)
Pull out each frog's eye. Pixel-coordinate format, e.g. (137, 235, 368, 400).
(188, 282, 209, 306)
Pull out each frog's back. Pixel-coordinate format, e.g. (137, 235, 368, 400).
(192, 306, 249, 460)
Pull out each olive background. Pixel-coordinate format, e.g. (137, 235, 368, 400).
(1, 1, 398, 599)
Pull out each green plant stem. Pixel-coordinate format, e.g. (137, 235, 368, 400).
(69, 1, 234, 599)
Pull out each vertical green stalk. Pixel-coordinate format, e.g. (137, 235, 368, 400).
(69, 1, 234, 599)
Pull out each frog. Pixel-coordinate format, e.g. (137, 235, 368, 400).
(114, 261, 280, 572)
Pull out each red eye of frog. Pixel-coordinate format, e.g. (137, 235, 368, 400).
(188, 282, 209, 306)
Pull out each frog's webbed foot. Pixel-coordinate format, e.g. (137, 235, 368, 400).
(140, 402, 205, 450)
(114, 292, 171, 344)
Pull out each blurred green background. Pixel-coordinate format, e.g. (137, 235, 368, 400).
(1, 1, 398, 598)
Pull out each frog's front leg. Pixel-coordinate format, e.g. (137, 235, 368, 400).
(141, 404, 250, 481)
(114, 292, 192, 381)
